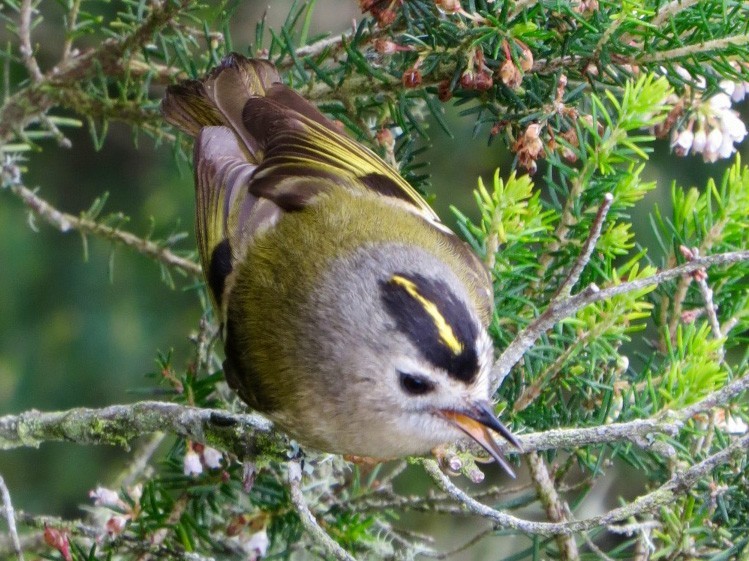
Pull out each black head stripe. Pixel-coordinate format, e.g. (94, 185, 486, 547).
(380, 273, 479, 383)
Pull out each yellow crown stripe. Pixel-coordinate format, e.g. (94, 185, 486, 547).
(391, 275, 464, 355)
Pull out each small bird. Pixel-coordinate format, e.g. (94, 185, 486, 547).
(162, 53, 518, 474)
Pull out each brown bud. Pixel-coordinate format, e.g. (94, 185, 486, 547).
(376, 128, 395, 150)
(437, 80, 453, 101)
(692, 268, 708, 282)
(436, 0, 461, 12)
(226, 515, 248, 537)
(374, 38, 398, 54)
(679, 245, 695, 260)
(499, 58, 522, 89)
(517, 43, 534, 72)
(460, 71, 476, 90)
(513, 123, 544, 173)
(402, 67, 422, 88)
(360, 0, 400, 25)
(473, 70, 494, 91)
(377, 8, 397, 25)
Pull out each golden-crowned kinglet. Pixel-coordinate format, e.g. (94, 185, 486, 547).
(162, 53, 518, 474)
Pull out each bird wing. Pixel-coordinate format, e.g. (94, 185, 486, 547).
(162, 53, 480, 321)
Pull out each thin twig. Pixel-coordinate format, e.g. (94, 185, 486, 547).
(0, 476, 24, 561)
(61, 0, 83, 61)
(294, 32, 351, 60)
(593, 15, 626, 60)
(112, 432, 165, 490)
(526, 453, 579, 560)
(422, 431, 749, 535)
(416, 526, 495, 559)
(651, 0, 702, 27)
(637, 34, 749, 63)
(554, 193, 614, 300)
(581, 530, 616, 561)
(696, 276, 722, 340)
(287, 461, 356, 561)
(491, 250, 749, 388)
(6, 182, 201, 277)
(18, 0, 43, 82)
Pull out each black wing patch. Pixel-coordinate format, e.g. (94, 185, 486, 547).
(380, 273, 479, 383)
(207, 238, 233, 305)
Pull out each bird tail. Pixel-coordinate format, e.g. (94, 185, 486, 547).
(160, 54, 280, 142)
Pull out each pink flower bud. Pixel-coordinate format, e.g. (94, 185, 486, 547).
(89, 486, 122, 509)
(105, 515, 130, 536)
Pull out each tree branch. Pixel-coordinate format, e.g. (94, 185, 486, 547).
(526, 452, 579, 560)
(636, 34, 749, 63)
(18, 0, 43, 83)
(287, 461, 356, 561)
(3, 181, 201, 277)
(0, 0, 191, 145)
(422, 430, 749, 536)
(0, 401, 286, 462)
(1, 372, 745, 461)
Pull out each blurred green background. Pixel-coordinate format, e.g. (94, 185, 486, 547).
(0, 1, 745, 557)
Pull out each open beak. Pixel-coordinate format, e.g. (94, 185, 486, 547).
(440, 401, 521, 478)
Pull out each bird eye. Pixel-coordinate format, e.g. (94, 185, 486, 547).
(398, 371, 435, 396)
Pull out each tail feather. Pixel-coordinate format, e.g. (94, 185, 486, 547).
(161, 54, 280, 152)
(161, 80, 223, 136)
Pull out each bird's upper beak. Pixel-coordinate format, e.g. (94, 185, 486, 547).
(440, 401, 521, 478)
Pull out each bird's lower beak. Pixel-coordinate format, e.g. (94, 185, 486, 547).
(440, 401, 520, 478)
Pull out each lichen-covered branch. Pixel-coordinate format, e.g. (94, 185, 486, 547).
(423, 430, 749, 535)
(287, 461, 356, 561)
(2, 371, 745, 461)
(0, 401, 285, 462)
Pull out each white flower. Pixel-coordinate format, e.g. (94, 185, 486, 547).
(731, 82, 747, 103)
(202, 446, 223, 469)
(709, 93, 732, 110)
(184, 449, 203, 476)
(674, 65, 692, 81)
(89, 486, 122, 509)
(719, 79, 736, 97)
(672, 129, 694, 152)
(244, 529, 270, 560)
(692, 129, 707, 153)
(706, 128, 723, 153)
(718, 134, 735, 159)
(725, 414, 748, 434)
(720, 110, 747, 141)
(128, 484, 143, 504)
